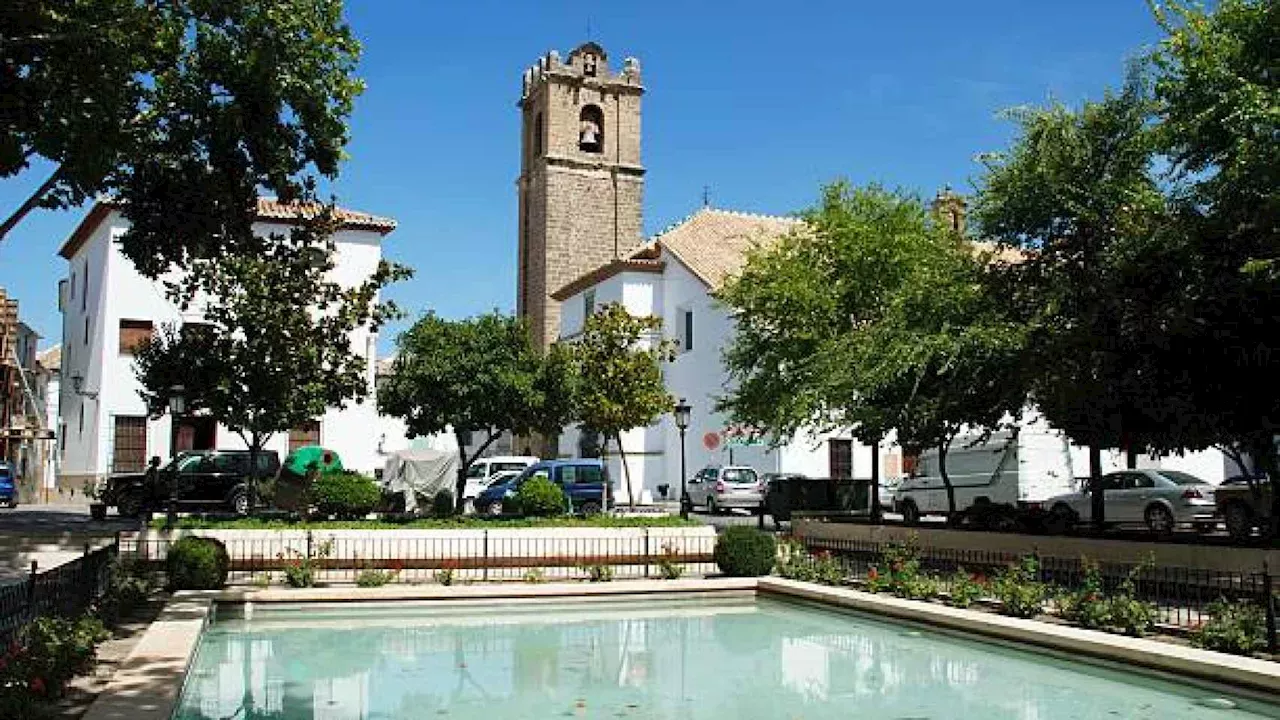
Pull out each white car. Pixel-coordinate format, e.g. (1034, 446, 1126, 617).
(1046, 469, 1218, 534)
(462, 456, 538, 500)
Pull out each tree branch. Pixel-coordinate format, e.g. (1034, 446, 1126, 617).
(0, 165, 64, 242)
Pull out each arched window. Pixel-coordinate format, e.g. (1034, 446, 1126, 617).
(578, 105, 604, 153)
(532, 112, 543, 157)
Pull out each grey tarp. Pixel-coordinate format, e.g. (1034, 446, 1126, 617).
(381, 448, 459, 513)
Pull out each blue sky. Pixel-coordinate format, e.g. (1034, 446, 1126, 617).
(0, 1, 1166, 354)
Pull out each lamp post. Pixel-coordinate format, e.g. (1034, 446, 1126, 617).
(673, 398, 691, 519)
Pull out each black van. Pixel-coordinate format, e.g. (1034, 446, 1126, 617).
(103, 450, 280, 517)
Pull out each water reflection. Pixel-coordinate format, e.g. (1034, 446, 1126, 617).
(174, 599, 1272, 720)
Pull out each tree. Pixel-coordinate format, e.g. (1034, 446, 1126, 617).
(134, 211, 408, 507)
(844, 230, 1028, 522)
(719, 183, 941, 520)
(972, 84, 1175, 529)
(569, 303, 675, 509)
(377, 312, 575, 511)
(1, 0, 363, 277)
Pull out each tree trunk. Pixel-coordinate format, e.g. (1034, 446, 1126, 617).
(869, 437, 882, 523)
(454, 430, 470, 514)
(0, 165, 63, 242)
(938, 437, 958, 525)
(247, 434, 260, 514)
(1251, 434, 1280, 538)
(616, 433, 636, 509)
(1219, 443, 1260, 503)
(1089, 444, 1105, 531)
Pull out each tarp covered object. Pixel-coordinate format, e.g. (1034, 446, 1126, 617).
(381, 448, 459, 513)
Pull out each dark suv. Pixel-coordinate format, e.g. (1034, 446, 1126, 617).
(103, 450, 281, 517)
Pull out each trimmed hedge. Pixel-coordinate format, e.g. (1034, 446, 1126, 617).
(515, 476, 566, 517)
(714, 526, 777, 577)
(167, 536, 230, 590)
(312, 470, 381, 519)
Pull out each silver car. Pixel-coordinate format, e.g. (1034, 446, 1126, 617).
(685, 466, 763, 514)
(1046, 469, 1217, 534)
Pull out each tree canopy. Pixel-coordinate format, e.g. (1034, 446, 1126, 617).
(1, 0, 363, 276)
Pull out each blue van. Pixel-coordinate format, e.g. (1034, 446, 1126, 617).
(0, 462, 17, 508)
(473, 459, 612, 517)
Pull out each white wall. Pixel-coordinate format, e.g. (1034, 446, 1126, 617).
(58, 210, 399, 481)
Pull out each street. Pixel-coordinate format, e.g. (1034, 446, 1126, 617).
(0, 504, 133, 582)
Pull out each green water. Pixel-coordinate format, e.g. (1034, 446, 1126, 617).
(173, 597, 1279, 719)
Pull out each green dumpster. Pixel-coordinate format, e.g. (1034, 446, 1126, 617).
(274, 446, 343, 513)
(284, 446, 343, 476)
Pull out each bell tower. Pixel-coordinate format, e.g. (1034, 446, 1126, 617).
(516, 42, 645, 348)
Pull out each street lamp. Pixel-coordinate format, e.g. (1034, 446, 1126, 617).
(673, 398, 691, 519)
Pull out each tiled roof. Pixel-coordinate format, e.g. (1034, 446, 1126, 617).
(630, 208, 803, 290)
(37, 345, 60, 372)
(549, 258, 665, 301)
(58, 198, 397, 259)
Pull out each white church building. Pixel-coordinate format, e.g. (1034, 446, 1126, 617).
(54, 199, 413, 493)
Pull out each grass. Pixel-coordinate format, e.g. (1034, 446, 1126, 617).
(149, 514, 699, 530)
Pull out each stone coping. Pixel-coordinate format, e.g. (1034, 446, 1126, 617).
(79, 596, 212, 720)
(81, 577, 1280, 719)
(759, 577, 1280, 697)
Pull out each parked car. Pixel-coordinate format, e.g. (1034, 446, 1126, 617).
(686, 466, 763, 514)
(461, 469, 522, 513)
(1045, 469, 1217, 534)
(462, 456, 538, 500)
(473, 459, 612, 516)
(103, 449, 282, 518)
(0, 462, 17, 508)
(892, 428, 1074, 528)
(1215, 474, 1273, 542)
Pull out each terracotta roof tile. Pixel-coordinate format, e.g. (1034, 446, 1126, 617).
(37, 345, 60, 372)
(628, 208, 802, 290)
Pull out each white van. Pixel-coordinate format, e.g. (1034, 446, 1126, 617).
(462, 456, 539, 500)
(892, 427, 1075, 528)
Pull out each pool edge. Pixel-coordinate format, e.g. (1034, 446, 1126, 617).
(758, 577, 1280, 696)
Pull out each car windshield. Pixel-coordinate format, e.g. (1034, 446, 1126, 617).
(1158, 470, 1206, 485)
(722, 468, 757, 484)
(173, 454, 205, 472)
(465, 464, 486, 479)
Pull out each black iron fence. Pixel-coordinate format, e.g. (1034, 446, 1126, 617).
(0, 544, 117, 643)
(119, 531, 718, 584)
(797, 535, 1278, 646)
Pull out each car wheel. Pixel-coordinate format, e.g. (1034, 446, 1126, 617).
(707, 497, 719, 515)
(1223, 503, 1254, 543)
(1144, 504, 1175, 535)
(117, 491, 145, 519)
(229, 490, 249, 516)
(1047, 505, 1076, 534)
(580, 500, 602, 517)
(901, 501, 920, 527)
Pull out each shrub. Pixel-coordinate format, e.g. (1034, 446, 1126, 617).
(312, 471, 381, 519)
(280, 539, 332, 589)
(357, 568, 398, 587)
(515, 476, 566, 517)
(946, 569, 986, 609)
(992, 555, 1049, 618)
(714, 526, 776, 577)
(0, 615, 110, 703)
(656, 543, 684, 580)
(166, 536, 230, 590)
(523, 568, 548, 584)
(1190, 599, 1267, 655)
(431, 490, 456, 518)
(1057, 559, 1111, 629)
(868, 540, 935, 600)
(100, 557, 154, 619)
(584, 563, 614, 582)
(775, 539, 817, 582)
(435, 559, 460, 586)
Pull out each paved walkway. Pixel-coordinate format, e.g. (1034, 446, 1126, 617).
(0, 504, 137, 582)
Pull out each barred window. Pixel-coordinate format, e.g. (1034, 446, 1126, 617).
(112, 416, 148, 472)
(828, 439, 853, 479)
(118, 319, 153, 355)
(289, 421, 321, 453)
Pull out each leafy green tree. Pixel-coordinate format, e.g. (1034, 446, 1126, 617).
(1146, 0, 1280, 515)
(377, 312, 575, 511)
(1, 0, 363, 277)
(719, 184, 939, 519)
(134, 212, 409, 507)
(569, 303, 675, 509)
(973, 85, 1173, 528)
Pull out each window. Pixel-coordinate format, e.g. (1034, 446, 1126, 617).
(829, 439, 853, 479)
(118, 319, 154, 355)
(83, 315, 90, 345)
(58, 279, 68, 312)
(533, 112, 543, 157)
(578, 464, 605, 484)
(59, 423, 66, 457)
(678, 308, 694, 353)
(70, 272, 76, 302)
(578, 105, 604, 153)
(112, 416, 148, 472)
(81, 263, 87, 312)
(583, 289, 596, 319)
(558, 465, 576, 484)
(288, 421, 321, 453)
(78, 404, 84, 435)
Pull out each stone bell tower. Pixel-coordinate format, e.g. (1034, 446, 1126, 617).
(516, 42, 645, 349)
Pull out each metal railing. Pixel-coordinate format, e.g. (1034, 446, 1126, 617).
(120, 531, 718, 584)
(796, 535, 1278, 648)
(0, 544, 117, 643)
